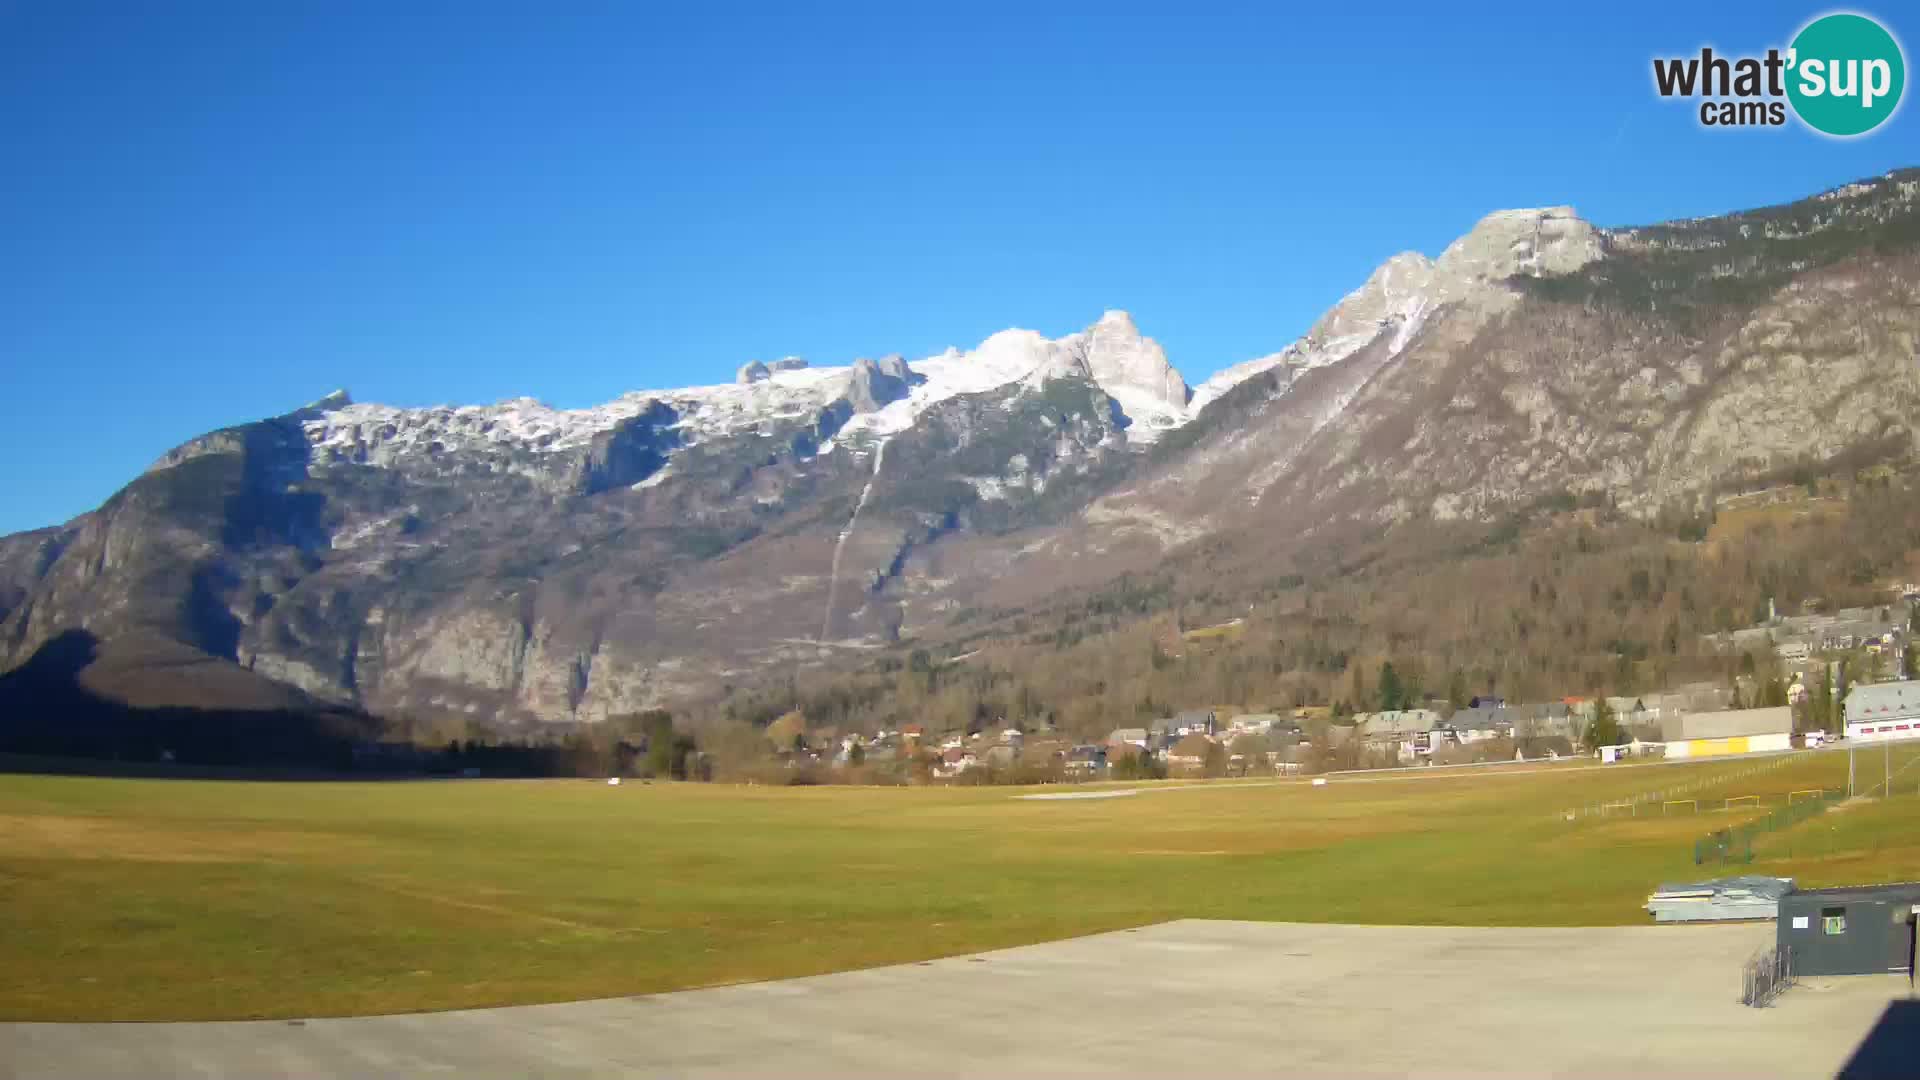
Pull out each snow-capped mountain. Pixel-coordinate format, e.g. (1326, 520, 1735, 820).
(295, 306, 1205, 485)
(279, 201, 1608, 488)
(5, 169, 1919, 730)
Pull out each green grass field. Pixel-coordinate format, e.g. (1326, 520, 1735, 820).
(3, 748, 1917, 1021)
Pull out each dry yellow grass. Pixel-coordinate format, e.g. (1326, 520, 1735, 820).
(0, 749, 1901, 1021)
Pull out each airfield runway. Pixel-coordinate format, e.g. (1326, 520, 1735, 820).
(2, 920, 1911, 1078)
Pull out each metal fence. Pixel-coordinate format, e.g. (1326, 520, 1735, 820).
(1740, 944, 1793, 1007)
(1692, 789, 1836, 865)
(1562, 751, 1809, 822)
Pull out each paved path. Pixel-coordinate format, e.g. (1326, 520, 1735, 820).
(2, 921, 1910, 1078)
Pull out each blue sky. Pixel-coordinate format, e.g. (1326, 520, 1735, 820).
(2, 2, 1916, 535)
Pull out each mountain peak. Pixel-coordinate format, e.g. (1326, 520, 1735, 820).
(287, 389, 353, 422)
(1077, 310, 1187, 411)
(846, 356, 913, 413)
(1306, 250, 1436, 346)
(1437, 206, 1601, 286)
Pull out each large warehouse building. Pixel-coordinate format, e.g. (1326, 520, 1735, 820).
(1660, 706, 1792, 759)
(1844, 680, 1920, 742)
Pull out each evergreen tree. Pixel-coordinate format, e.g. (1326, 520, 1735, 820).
(1585, 695, 1621, 751)
(644, 713, 676, 777)
(1378, 662, 1405, 713)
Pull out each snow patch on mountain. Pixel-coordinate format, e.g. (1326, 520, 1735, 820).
(810, 313, 1192, 448)
(302, 312, 1193, 468)
(1189, 252, 1436, 415)
(290, 205, 1603, 477)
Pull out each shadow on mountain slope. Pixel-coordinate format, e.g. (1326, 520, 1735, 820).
(0, 628, 382, 771)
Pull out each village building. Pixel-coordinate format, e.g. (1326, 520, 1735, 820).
(1446, 706, 1515, 744)
(1171, 709, 1217, 736)
(1518, 702, 1583, 741)
(932, 747, 977, 778)
(1643, 682, 1734, 721)
(1356, 709, 1439, 758)
(1063, 745, 1107, 776)
(1227, 713, 1281, 735)
(1844, 680, 1920, 742)
(1601, 697, 1654, 730)
(1164, 733, 1215, 773)
(1019, 738, 1069, 770)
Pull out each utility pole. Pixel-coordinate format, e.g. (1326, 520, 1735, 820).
(1844, 661, 1855, 798)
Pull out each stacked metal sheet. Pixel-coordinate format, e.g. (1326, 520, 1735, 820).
(1645, 876, 1795, 922)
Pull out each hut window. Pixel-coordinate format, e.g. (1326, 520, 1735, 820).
(1823, 906, 1847, 935)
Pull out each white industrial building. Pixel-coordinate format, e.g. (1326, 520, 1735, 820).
(1659, 706, 1793, 759)
(1844, 680, 1920, 742)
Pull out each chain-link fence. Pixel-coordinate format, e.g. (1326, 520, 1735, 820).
(1693, 788, 1837, 864)
(1740, 944, 1793, 1007)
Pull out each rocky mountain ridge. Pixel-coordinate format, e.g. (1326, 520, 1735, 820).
(3, 168, 1917, 729)
(272, 204, 1610, 483)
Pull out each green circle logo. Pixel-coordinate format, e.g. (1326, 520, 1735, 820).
(1787, 13, 1906, 136)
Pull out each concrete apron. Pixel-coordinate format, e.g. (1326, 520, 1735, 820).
(2, 920, 1910, 1079)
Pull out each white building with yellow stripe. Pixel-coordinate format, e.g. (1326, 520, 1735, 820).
(1660, 706, 1793, 759)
